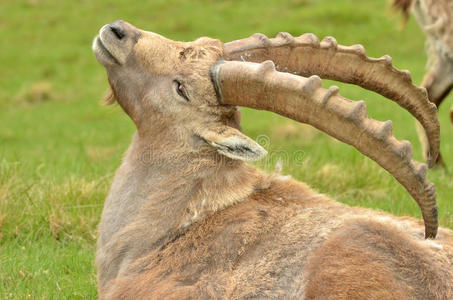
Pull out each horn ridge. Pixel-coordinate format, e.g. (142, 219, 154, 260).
(212, 60, 438, 239)
(224, 32, 440, 167)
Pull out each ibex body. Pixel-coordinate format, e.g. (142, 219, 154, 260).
(394, 0, 453, 166)
(93, 21, 453, 299)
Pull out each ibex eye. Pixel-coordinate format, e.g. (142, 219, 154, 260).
(174, 80, 190, 102)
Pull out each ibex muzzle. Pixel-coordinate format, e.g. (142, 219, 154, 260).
(93, 20, 140, 66)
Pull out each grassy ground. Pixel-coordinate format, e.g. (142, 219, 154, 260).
(1, 0, 452, 298)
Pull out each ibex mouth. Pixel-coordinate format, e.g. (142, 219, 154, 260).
(93, 21, 136, 66)
(92, 35, 120, 65)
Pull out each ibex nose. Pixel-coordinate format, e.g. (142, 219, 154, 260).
(109, 20, 126, 40)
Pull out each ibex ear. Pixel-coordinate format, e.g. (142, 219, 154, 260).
(198, 126, 267, 161)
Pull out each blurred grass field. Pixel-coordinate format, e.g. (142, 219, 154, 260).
(1, 0, 452, 298)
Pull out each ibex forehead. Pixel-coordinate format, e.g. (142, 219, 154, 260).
(135, 31, 224, 74)
(133, 32, 183, 74)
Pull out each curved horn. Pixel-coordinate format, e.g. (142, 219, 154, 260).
(211, 60, 438, 239)
(224, 33, 440, 167)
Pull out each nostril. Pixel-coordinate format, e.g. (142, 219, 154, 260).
(109, 24, 125, 40)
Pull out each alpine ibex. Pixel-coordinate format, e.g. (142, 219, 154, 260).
(393, 0, 453, 166)
(92, 20, 453, 299)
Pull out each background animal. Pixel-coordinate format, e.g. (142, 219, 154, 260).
(2, 1, 453, 298)
(93, 20, 452, 299)
(393, 0, 453, 167)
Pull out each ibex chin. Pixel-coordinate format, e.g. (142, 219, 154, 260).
(393, 0, 453, 167)
(92, 20, 453, 299)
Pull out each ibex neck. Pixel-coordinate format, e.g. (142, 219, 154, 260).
(99, 132, 263, 250)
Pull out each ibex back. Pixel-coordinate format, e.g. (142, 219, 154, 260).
(92, 21, 453, 299)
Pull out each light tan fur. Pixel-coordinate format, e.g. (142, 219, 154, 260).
(393, 0, 453, 166)
(93, 21, 453, 299)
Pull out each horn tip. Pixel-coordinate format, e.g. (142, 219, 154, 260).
(424, 203, 438, 239)
(425, 228, 438, 239)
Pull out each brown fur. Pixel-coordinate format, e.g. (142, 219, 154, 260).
(100, 179, 453, 299)
(305, 220, 453, 299)
(92, 21, 453, 299)
(393, 0, 453, 166)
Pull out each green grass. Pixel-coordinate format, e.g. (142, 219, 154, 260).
(1, 0, 453, 298)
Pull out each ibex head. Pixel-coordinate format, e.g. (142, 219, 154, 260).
(93, 21, 440, 238)
(93, 20, 266, 162)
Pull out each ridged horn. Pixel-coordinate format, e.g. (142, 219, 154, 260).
(224, 32, 440, 167)
(211, 60, 438, 239)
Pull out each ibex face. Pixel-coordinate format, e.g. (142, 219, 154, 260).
(93, 20, 266, 162)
